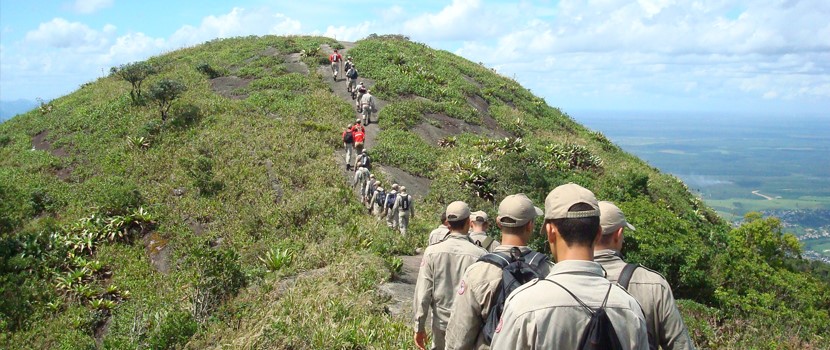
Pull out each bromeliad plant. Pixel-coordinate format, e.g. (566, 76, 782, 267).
(452, 155, 498, 202)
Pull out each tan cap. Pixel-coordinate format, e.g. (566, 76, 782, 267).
(599, 201, 635, 235)
(445, 201, 471, 222)
(400, 186, 407, 192)
(470, 211, 489, 223)
(392, 183, 399, 190)
(498, 194, 543, 227)
(369, 174, 375, 178)
(543, 183, 600, 220)
(377, 187, 384, 192)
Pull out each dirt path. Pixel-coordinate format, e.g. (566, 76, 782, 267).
(319, 42, 425, 322)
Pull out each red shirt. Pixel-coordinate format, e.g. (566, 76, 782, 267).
(352, 124, 365, 133)
(330, 53, 342, 63)
(354, 130, 365, 143)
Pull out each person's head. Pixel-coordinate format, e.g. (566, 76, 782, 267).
(392, 183, 399, 191)
(543, 184, 601, 261)
(400, 186, 407, 194)
(596, 201, 635, 251)
(347, 56, 352, 60)
(439, 212, 447, 226)
(362, 149, 367, 155)
(445, 201, 471, 233)
(369, 174, 375, 180)
(497, 193, 543, 242)
(334, 49, 338, 53)
(470, 211, 489, 232)
(346, 123, 353, 131)
(376, 186, 384, 192)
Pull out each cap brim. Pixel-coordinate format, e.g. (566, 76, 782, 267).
(626, 222, 636, 231)
(534, 207, 543, 216)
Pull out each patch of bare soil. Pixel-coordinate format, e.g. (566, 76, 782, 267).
(143, 232, 171, 274)
(284, 52, 309, 75)
(462, 74, 483, 89)
(375, 164, 432, 199)
(413, 113, 512, 146)
(260, 47, 279, 57)
(32, 130, 70, 157)
(210, 76, 253, 100)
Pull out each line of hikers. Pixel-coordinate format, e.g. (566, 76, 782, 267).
(344, 120, 414, 235)
(413, 183, 695, 350)
(330, 49, 376, 126)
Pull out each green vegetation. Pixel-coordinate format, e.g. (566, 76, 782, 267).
(0, 34, 827, 349)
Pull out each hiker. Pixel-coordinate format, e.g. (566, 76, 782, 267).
(469, 211, 500, 252)
(594, 201, 695, 350)
(490, 183, 648, 349)
(353, 124, 366, 154)
(354, 149, 371, 173)
(393, 186, 414, 235)
(370, 186, 386, 218)
(346, 64, 358, 93)
(344, 56, 354, 72)
(364, 177, 378, 208)
(385, 184, 400, 228)
(360, 89, 377, 126)
(428, 213, 451, 245)
(414, 201, 486, 350)
(342, 124, 355, 170)
(353, 165, 370, 191)
(329, 49, 342, 81)
(445, 194, 553, 350)
(355, 82, 367, 109)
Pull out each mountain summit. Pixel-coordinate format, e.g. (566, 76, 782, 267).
(0, 35, 826, 349)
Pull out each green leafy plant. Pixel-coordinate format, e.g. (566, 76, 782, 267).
(148, 79, 187, 121)
(126, 136, 150, 150)
(113, 61, 157, 104)
(196, 62, 221, 78)
(258, 247, 294, 272)
(452, 156, 498, 202)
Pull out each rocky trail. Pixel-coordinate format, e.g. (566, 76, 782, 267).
(319, 42, 424, 321)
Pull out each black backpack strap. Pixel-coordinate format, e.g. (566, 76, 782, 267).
(618, 263, 639, 290)
(477, 251, 512, 269)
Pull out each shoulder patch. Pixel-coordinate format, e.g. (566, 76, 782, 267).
(494, 317, 503, 333)
(458, 280, 467, 295)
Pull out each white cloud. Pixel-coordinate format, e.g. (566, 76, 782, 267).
(402, 0, 499, 41)
(24, 18, 114, 50)
(71, 0, 114, 14)
(168, 8, 302, 48)
(322, 22, 373, 42)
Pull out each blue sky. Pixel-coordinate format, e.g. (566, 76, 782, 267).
(1, 0, 828, 115)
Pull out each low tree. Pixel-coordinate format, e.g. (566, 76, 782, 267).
(114, 61, 157, 104)
(148, 79, 186, 122)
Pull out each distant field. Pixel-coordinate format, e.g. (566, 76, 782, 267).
(574, 110, 830, 257)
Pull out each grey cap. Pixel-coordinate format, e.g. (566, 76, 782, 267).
(543, 183, 600, 220)
(445, 201, 471, 222)
(498, 194, 543, 227)
(599, 201, 635, 235)
(369, 174, 375, 178)
(392, 183, 399, 190)
(470, 210, 489, 223)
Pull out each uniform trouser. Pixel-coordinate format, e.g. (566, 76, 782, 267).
(348, 78, 356, 91)
(362, 105, 372, 123)
(374, 204, 385, 218)
(386, 208, 398, 227)
(431, 325, 446, 350)
(331, 62, 339, 77)
(398, 211, 410, 235)
(344, 143, 353, 166)
(353, 173, 365, 189)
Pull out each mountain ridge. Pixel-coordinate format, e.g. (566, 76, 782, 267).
(0, 35, 827, 349)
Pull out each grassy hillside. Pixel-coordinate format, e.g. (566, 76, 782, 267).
(1, 35, 827, 349)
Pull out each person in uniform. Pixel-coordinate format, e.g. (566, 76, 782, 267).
(370, 186, 386, 218)
(414, 201, 487, 350)
(468, 211, 500, 252)
(353, 164, 369, 190)
(445, 194, 552, 350)
(360, 89, 377, 125)
(363, 174, 377, 206)
(393, 186, 414, 235)
(490, 183, 648, 350)
(385, 184, 400, 228)
(428, 213, 450, 245)
(594, 201, 695, 350)
(342, 123, 355, 170)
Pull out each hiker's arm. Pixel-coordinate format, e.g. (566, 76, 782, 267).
(658, 283, 696, 350)
(412, 255, 434, 334)
(444, 276, 485, 349)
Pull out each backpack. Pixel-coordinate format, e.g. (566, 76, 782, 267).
(359, 155, 371, 169)
(343, 130, 354, 143)
(330, 53, 340, 63)
(545, 281, 625, 350)
(345, 61, 353, 71)
(399, 194, 410, 211)
(475, 236, 495, 251)
(375, 190, 386, 206)
(347, 69, 358, 79)
(479, 248, 549, 344)
(385, 192, 397, 209)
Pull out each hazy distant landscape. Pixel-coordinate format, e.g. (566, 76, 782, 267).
(574, 110, 830, 259)
(0, 99, 37, 122)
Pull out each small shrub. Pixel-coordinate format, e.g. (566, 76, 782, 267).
(126, 136, 150, 150)
(452, 156, 498, 202)
(148, 310, 198, 350)
(258, 247, 293, 272)
(148, 79, 187, 122)
(169, 103, 201, 129)
(196, 62, 221, 79)
(0, 134, 11, 147)
(189, 247, 247, 323)
(114, 61, 157, 104)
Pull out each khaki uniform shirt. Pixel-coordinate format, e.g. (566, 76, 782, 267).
(490, 260, 649, 350)
(428, 225, 450, 245)
(469, 231, 500, 252)
(360, 93, 375, 110)
(414, 233, 487, 333)
(594, 249, 695, 350)
(445, 245, 553, 350)
(392, 193, 414, 216)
